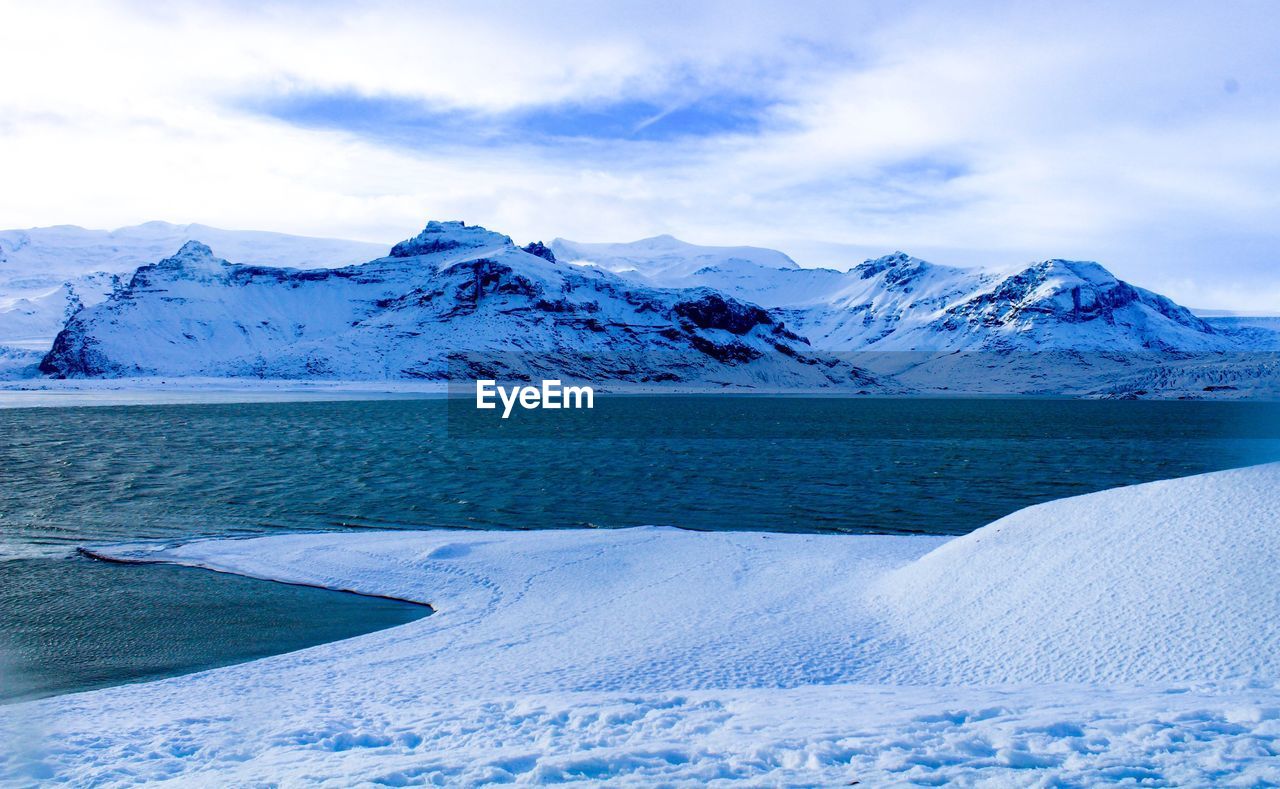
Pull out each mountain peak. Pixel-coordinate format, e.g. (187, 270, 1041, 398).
(122, 240, 225, 290)
(853, 251, 931, 280)
(177, 239, 212, 255)
(1032, 259, 1117, 285)
(164, 240, 216, 265)
(388, 221, 512, 259)
(521, 241, 557, 263)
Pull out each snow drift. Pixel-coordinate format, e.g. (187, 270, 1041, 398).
(876, 462, 1280, 684)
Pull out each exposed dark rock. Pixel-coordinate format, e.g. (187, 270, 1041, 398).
(389, 221, 482, 258)
(854, 252, 915, 280)
(673, 293, 772, 335)
(688, 335, 764, 364)
(770, 321, 810, 345)
(444, 259, 541, 304)
(41, 326, 121, 377)
(522, 241, 556, 262)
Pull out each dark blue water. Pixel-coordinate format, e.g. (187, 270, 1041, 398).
(0, 558, 427, 702)
(2, 396, 1278, 700)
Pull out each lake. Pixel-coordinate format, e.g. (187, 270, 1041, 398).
(2, 396, 1278, 701)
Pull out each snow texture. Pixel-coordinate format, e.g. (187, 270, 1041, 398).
(4, 464, 1279, 786)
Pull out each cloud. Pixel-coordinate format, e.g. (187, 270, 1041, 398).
(0, 0, 1277, 309)
(245, 87, 781, 146)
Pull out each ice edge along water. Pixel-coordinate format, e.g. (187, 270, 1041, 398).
(4, 463, 1279, 786)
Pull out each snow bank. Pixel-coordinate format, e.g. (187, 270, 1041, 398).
(876, 463, 1280, 684)
(70, 528, 940, 695)
(3, 465, 1279, 785)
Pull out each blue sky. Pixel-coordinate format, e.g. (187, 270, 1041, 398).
(0, 0, 1278, 309)
(252, 88, 780, 144)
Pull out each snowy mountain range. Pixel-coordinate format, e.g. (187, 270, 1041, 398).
(39, 223, 881, 390)
(554, 239, 1280, 396)
(554, 243, 1247, 353)
(8, 219, 1279, 396)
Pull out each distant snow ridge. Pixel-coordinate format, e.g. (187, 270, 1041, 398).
(0, 221, 386, 292)
(41, 222, 883, 389)
(0, 222, 388, 364)
(551, 235, 800, 282)
(0, 272, 122, 348)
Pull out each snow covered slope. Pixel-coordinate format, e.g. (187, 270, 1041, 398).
(1203, 315, 1280, 349)
(0, 273, 122, 349)
(41, 222, 882, 389)
(0, 222, 387, 359)
(804, 255, 1231, 353)
(550, 235, 799, 282)
(875, 462, 1280, 684)
(7, 464, 1279, 785)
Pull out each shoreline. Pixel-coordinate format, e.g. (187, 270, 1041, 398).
(3, 377, 1278, 409)
(75, 545, 437, 611)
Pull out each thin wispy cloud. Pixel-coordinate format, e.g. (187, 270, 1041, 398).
(0, 0, 1277, 309)
(247, 88, 779, 146)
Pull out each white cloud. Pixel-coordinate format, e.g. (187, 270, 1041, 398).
(0, 0, 1277, 309)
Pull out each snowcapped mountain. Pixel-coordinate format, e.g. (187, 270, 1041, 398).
(793, 254, 1237, 354)
(550, 235, 799, 283)
(556, 238, 1279, 396)
(40, 222, 886, 390)
(559, 243, 1239, 353)
(0, 222, 389, 357)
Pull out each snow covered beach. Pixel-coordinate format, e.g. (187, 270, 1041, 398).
(4, 465, 1280, 786)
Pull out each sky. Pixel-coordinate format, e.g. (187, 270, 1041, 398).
(0, 0, 1278, 309)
